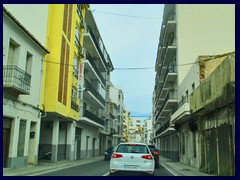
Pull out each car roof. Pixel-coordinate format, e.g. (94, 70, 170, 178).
(117, 142, 148, 146)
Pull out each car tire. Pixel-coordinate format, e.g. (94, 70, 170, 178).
(149, 172, 155, 176)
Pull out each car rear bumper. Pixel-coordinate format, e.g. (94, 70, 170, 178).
(110, 164, 154, 175)
(110, 170, 154, 176)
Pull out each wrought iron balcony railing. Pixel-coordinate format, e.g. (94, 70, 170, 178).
(3, 65, 31, 95)
(85, 54, 106, 85)
(85, 79, 105, 105)
(85, 26, 108, 68)
(155, 120, 170, 136)
(71, 99, 79, 112)
(84, 109, 105, 126)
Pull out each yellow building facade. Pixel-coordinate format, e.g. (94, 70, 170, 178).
(42, 4, 89, 121)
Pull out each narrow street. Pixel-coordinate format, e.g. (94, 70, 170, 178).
(38, 160, 173, 176)
(3, 4, 235, 176)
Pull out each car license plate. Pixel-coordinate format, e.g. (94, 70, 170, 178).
(124, 165, 138, 170)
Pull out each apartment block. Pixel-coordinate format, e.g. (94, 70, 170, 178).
(77, 9, 114, 158)
(153, 4, 235, 165)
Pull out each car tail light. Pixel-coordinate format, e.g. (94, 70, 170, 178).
(147, 170, 154, 174)
(154, 151, 159, 155)
(141, 155, 153, 159)
(129, 144, 137, 146)
(112, 153, 123, 158)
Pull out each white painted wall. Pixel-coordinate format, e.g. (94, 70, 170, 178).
(3, 13, 46, 108)
(178, 62, 200, 102)
(109, 86, 119, 106)
(144, 118, 152, 144)
(3, 9, 48, 167)
(176, 4, 235, 85)
(80, 123, 99, 152)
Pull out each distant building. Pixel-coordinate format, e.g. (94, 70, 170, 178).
(144, 118, 152, 144)
(127, 118, 144, 143)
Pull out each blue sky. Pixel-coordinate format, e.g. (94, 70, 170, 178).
(90, 4, 164, 119)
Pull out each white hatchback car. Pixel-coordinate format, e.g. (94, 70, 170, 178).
(110, 142, 155, 176)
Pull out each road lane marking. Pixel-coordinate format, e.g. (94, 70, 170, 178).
(160, 162, 178, 176)
(102, 172, 110, 176)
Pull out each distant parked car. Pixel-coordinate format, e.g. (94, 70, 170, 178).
(147, 144, 160, 168)
(104, 147, 116, 160)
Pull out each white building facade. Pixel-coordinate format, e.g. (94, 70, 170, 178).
(144, 118, 152, 144)
(3, 7, 49, 168)
(153, 4, 235, 163)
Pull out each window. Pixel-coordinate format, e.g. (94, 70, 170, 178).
(192, 83, 195, 91)
(71, 87, 77, 103)
(186, 90, 189, 102)
(17, 120, 26, 156)
(77, 4, 82, 18)
(25, 52, 32, 75)
(73, 56, 79, 78)
(7, 39, 20, 65)
(75, 26, 80, 46)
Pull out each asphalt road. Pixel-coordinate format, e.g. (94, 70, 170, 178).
(38, 159, 174, 176)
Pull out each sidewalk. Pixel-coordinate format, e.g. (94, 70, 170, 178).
(159, 155, 214, 176)
(3, 156, 104, 176)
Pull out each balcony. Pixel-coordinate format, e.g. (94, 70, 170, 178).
(83, 54, 106, 86)
(155, 120, 175, 138)
(155, 65, 177, 108)
(171, 99, 190, 125)
(71, 99, 79, 112)
(157, 90, 178, 119)
(160, 5, 177, 44)
(3, 65, 31, 95)
(158, 35, 176, 74)
(80, 109, 105, 128)
(84, 79, 105, 108)
(84, 26, 108, 69)
(163, 14, 176, 44)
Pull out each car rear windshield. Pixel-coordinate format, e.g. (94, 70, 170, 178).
(116, 144, 150, 154)
(148, 145, 156, 151)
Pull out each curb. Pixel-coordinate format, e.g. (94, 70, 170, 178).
(159, 161, 185, 176)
